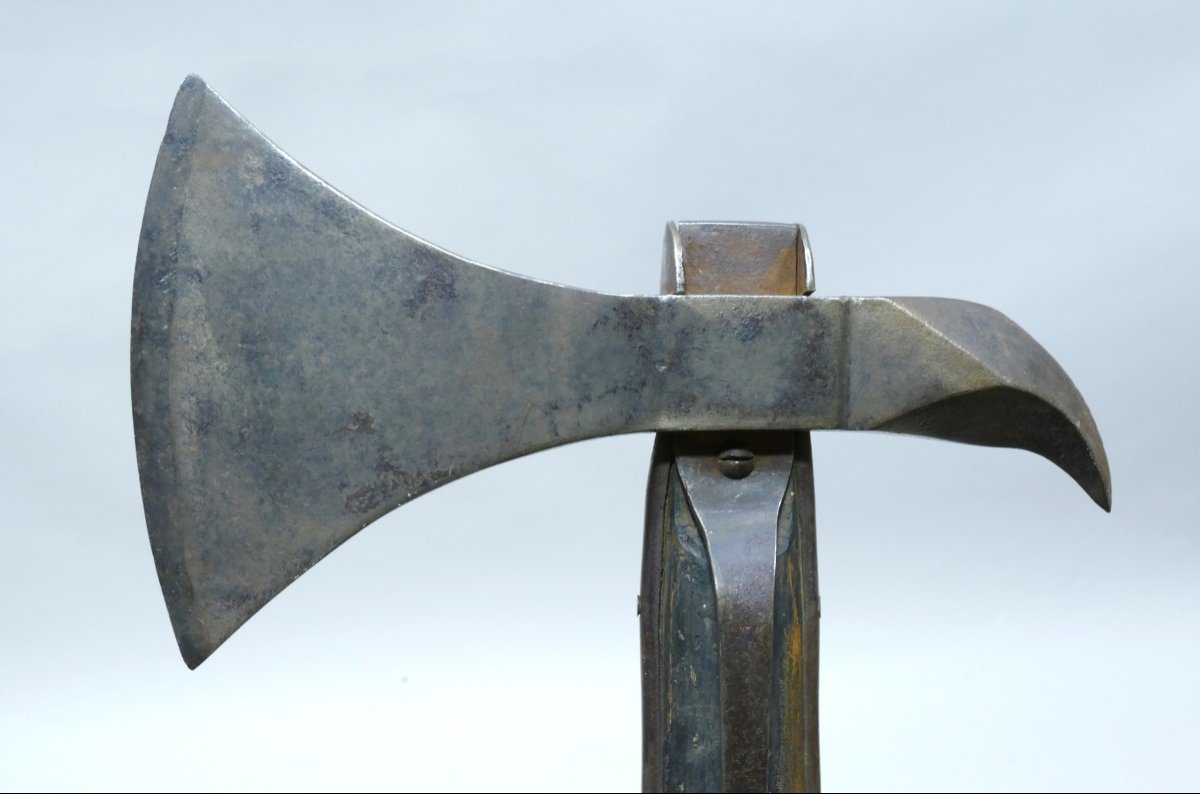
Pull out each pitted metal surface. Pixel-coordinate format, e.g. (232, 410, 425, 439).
(132, 77, 1110, 667)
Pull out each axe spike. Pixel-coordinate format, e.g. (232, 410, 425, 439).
(845, 296, 1111, 511)
(132, 78, 1109, 667)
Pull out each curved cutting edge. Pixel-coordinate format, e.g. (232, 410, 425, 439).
(133, 77, 1109, 667)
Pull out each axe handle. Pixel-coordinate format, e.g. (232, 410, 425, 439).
(638, 223, 821, 792)
(639, 433, 820, 792)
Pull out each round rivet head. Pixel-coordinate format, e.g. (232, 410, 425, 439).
(717, 448, 754, 479)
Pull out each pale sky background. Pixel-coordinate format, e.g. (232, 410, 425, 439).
(1, 2, 1198, 791)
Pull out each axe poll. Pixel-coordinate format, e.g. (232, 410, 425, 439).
(132, 77, 1110, 792)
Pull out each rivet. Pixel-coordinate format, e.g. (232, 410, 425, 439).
(717, 448, 754, 479)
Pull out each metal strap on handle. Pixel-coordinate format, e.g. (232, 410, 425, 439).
(676, 432, 794, 791)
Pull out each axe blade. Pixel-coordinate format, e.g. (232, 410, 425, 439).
(132, 77, 1109, 667)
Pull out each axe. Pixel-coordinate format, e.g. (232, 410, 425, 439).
(132, 77, 1110, 792)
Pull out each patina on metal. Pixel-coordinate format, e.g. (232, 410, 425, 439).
(132, 77, 1111, 791)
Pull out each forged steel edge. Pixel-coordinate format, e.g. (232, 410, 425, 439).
(132, 76, 1110, 667)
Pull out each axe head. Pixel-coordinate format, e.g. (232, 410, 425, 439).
(133, 77, 1109, 667)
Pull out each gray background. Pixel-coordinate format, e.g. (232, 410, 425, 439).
(1, 1, 1197, 791)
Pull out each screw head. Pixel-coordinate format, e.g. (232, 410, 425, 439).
(717, 448, 755, 479)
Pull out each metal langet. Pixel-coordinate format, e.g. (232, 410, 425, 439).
(132, 77, 1110, 792)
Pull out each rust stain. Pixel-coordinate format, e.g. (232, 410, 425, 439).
(678, 225, 799, 296)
